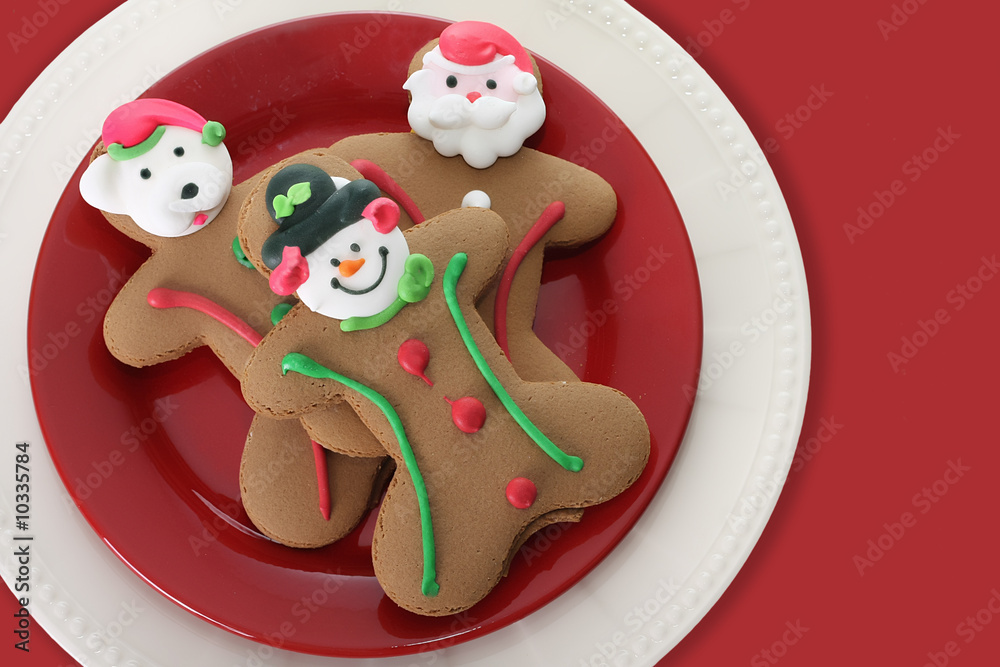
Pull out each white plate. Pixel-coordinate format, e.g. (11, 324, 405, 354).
(0, 1, 809, 665)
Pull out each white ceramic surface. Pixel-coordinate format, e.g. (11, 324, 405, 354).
(0, 1, 809, 665)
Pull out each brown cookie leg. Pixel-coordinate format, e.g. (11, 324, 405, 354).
(240, 413, 390, 548)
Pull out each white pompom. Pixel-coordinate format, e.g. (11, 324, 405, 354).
(461, 190, 491, 209)
(513, 72, 538, 96)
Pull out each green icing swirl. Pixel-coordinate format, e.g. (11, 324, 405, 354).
(281, 352, 440, 597)
(443, 253, 584, 473)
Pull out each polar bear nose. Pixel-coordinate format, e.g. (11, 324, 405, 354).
(181, 183, 199, 200)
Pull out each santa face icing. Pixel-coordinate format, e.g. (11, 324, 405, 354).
(403, 21, 545, 169)
(80, 99, 233, 237)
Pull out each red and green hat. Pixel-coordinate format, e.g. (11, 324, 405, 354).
(102, 98, 226, 161)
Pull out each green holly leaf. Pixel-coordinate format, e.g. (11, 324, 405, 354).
(288, 181, 312, 206)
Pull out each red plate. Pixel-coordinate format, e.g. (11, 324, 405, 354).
(28, 13, 701, 657)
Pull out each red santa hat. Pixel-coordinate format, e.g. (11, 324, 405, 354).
(426, 21, 538, 95)
(102, 98, 226, 161)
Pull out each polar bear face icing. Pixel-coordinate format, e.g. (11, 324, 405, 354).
(297, 218, 409, 320)
(81, 124, 233, 237)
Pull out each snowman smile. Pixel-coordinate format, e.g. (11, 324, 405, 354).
(330, 246, 390, 295)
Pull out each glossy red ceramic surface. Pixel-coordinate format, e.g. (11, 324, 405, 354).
(28, 13, 701, 657)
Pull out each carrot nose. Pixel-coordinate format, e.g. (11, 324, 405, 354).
(467, 91, 482, 103)
(338, 258, 365, 277)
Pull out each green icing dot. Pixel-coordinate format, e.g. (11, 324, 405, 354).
(232, 237, 254, 268)
(270, 303, 293, 325)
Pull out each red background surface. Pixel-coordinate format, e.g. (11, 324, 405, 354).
(2, 1, 997, 666)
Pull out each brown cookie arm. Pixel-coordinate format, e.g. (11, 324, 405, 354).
(242, 303, 340, 417)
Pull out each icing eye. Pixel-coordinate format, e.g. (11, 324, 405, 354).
(330, 258, 341, 267)
(350, 243, 361, 253)
(174, 146, 185, 157)
(486, 79, 497, 90)
(446, 75, 458, 88)
(140, 168, 151, 180)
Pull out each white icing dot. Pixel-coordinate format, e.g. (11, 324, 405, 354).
(720, 125, 737, 142)
(600, 6, 614, 23)
(776, 391, 792, 409)
(764, 220, 781, 237)
(111, 25, 124, 42)
(666, 59, 681, 77)
(708, 108, 724, 124)
(18, 117, 33, 135)
(681, 75, 696, 93)
(758, 201, 773, 219)
(148, 1, 161, 17)
(695, 92, 709, 109)
(62, 67, 75, 84)
(741, 161, 757, 177)
(39, 585, 55, 602)
(650, 620, 668, 641)
(719, 535, 737, 554)
(617, 18, 631, 36)
(94, 37, 107, 55)
(776, 261, 790, 277)
(772, 241, 786, 258)
(781, 325, 796, 344)
(53, 601, 70, 619)
(128, 12, 142, 29)
(461, 190, 491, 209)
(780, 347, 797, 367)
(635, 30, 648, 46)
(732, 143, 747, 159)
(77, 52, 91, 70)
(69, 617, 86, 637)
(694, 570, 712, 590)
(778, 370, 795, 388)
(45, 82, 60, 101)
(31, 99, 46, 117)
(760, 455, 777, 473)
(750, 182, 766, 198)
(632, 635, 650, 655)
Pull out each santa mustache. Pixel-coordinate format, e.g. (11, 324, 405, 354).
(426, 93, 518, 131)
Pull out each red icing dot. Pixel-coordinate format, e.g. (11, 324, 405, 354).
(398, 339, 432, 386)
(506, 477, 537, 509)
(444, 396, 486, 433)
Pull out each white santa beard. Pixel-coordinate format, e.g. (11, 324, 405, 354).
(405, 72, 546, 169)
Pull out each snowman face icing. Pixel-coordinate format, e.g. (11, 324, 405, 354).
(80, 125, 233, 237)
(297, 218, 409, 320)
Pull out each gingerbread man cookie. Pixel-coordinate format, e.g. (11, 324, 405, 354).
(79, 99, 387, 547)
(240, 164, 649, 614)
(331, 20, 618, 383)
